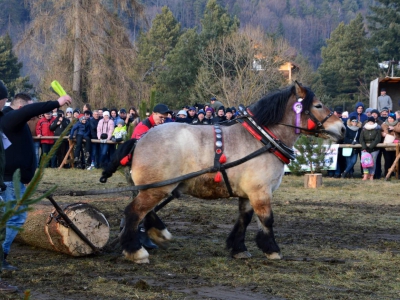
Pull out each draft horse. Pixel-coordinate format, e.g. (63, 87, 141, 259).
(121, 82, 345, 263)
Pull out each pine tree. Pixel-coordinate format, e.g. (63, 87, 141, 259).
(155, 28, 202, 108)
(200, 0, 239, 44)
(134, 6, 181, 105)
(368, 0, 400, 62)
(0, 34, 31, 96)
(318, 14, 378, 103)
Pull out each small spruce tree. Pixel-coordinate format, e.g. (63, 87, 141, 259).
(288, 135, 332, 175)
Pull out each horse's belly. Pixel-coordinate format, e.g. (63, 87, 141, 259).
(182, 174, 232, 199)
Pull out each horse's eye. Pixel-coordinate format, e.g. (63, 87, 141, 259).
(314, 104, 322, 109)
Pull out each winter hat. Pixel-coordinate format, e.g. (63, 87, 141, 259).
(225, 107, 233, 114)
(117, 119, 125, 125)
(380, 107, 389, 112)
(119, 108, 127, 114)
(206, 107, 213, 113)
(210, 97, 216, 101)
(365, 108, 373, 114)
(188, 106, 196, 111)
(79, 116, 86, 122)
(217, 106, 225, 113)
(381, 88, 386, 92)
(334, 106, 343, 114)
(370, 109, 380, 116)
(73, 108, 80, 114)
(197, 110, 205, 116)
(66, 107, 73, 114)
(153, 104, 172, 114)
(388, 113, 396, 119)
(177, 110, 187, 116)
(367, 116, 376, 123)
(103, 111, 110, 117)
(0, 81, 8, 100)
(350, 117, 358, 122)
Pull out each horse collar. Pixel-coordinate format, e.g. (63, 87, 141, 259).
(236, 105, 295, 164)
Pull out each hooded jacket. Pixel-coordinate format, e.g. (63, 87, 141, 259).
(348, 102, 368, 124)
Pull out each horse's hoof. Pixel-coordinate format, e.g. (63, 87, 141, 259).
(123, 247, 150, 264)
(233, 251, 252, 259)
(147, 228, 172, 249)
(265, 252, 283, 260)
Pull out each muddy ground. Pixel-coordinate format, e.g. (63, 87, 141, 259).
(1, 169, 399, 300)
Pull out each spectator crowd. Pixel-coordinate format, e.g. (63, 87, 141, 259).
(330, 89, 400, 180)
(28, 97, 238, 170)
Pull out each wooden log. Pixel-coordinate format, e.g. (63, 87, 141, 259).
(304, 173, 322, 188)
(15, 203, 109, 256)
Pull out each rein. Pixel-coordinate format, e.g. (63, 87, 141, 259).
(70, 144, 271, 196)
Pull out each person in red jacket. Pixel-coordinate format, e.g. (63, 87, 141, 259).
(36, 112, 56, 167)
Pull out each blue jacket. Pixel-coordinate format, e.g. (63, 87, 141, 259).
(70, 121, 90, 138)
(348, 101, 367, 123)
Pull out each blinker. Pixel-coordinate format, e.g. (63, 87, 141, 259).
(307, 119, 316, 130)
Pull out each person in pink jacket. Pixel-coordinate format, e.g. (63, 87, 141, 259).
(97, 111, 114, 168)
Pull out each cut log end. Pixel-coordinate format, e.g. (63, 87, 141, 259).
(16, 203, 110, 256)
(304, 173, 322, 188)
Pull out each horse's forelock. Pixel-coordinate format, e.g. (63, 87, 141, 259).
(249, 85, 315, 126)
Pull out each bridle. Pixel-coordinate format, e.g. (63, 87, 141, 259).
(278, 95, 335, 137)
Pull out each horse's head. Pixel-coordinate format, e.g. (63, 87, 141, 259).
(294, 82, 345, 142)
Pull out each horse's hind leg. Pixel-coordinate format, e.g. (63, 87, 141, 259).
(226, 197, 254, 259)
(144, 210, 172, 248)
(251, 194, 282, 260)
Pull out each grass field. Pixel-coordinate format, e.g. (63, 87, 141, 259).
(1, 168, 399, 300)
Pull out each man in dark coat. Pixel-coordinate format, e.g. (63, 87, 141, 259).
(0, 88, 71, 271)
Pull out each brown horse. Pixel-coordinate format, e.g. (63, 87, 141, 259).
(121, 82, 345, 263)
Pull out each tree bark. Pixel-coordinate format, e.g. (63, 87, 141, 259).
(15, 203, 109, 256)
(73, 0, 82, 97)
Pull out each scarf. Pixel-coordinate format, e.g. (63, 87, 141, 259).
(364, 123, 378, 130)
(384, 119, 398, 127)
(347, 125, 359, 131)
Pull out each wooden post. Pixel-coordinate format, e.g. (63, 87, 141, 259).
(304, 173, 322, 188)
(15, 203, 109, 256)
(59, 140, 75, 169)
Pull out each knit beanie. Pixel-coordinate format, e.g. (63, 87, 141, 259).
(0, 81, 8, 100)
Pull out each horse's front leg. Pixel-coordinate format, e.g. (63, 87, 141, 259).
(120, 197, 149, 264)
(250, 193, 282, 260)
(226, 197, 254, 259)
(120, 190, 162, 263)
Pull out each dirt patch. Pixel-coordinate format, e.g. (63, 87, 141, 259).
(1, 169, 400, 299)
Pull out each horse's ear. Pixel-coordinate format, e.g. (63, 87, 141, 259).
(294, 81, 307, 99)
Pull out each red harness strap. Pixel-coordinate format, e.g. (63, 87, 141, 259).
(243, 109, 291, 164)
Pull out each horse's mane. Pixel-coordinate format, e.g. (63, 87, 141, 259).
(248, 85, 315, 126)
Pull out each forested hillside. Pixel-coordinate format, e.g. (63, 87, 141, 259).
(1, 0, 395, 111)
(1, 0, 373, 68)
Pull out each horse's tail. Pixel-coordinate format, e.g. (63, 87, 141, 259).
(100, 139, 137, 183)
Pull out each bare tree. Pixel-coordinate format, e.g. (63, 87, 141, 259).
(192, 26, 290, 107)
(17, 0, 144, 109)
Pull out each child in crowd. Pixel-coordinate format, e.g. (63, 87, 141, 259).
(112, 119, 127, 143)
(69, 116, 91, 168)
